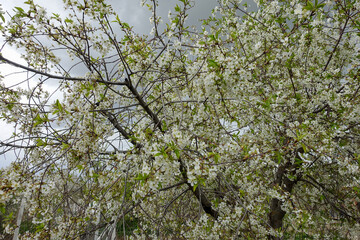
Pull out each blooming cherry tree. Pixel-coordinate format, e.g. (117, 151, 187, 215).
(1, 0, 360, 239)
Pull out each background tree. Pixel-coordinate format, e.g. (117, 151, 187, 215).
(1, 0, 360, 239)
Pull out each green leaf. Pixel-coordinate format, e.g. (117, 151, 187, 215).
(207, 59, 219, 68)
(64, 18, 73, 24)
(295, 130, 306, 141)
(61, 142, 70, 150)
(275, 151, 282, 164)
(239, 189, 245, 197)
(122, 22, 130, 29)
(6, 103, 14, 111)
(353, 186, 360, 195)
(317, 3, 326, 8)
(275, 17, 286, 24)
(36, 138, 46, 147)
(134, 173, 149, 185)
(172, 17, 179, 25)
(0, 204, 5, 214)
(304, 1, 314, 11)
(54, 99, 63, 112)
(209, 34, 216, 42)
(174, 148, 180, 158)
(209, 152, 220, 163)
(295, 157, 303, 166)
(0, 13, 5, 23)
(9, 27, 17, 35)
(301, 143, 308, 153)
(14, 7, 25, 13)
(174, 4, 181, 12)
(162, 120, 168, 131)
(35, 223, 45, 233)
(33, 114, 44, 127)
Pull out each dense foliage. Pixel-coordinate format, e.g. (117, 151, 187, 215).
(1, 0, 360, 239)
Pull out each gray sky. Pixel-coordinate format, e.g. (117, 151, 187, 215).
(2, 0, 218, 33)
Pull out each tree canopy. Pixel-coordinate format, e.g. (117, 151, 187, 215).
(1, 0, 360, 239)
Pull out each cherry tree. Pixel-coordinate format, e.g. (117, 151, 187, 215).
(1, 0, 360, 239)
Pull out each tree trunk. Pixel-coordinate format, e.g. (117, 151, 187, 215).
(268, 149, 303, 238)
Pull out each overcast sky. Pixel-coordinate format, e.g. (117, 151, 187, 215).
(1, 0, 218, 33)
(0, 0, 219, 168)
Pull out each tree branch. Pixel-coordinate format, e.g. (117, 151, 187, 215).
(0, 54, 126, 85)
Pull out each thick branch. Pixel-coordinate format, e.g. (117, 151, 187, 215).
(268, 148, 303, 236)
(103, 111, 142, 149)
(125, 78, 163, 132)
(178, 158, 219, 219)
(0, 54, 126, 86)
(322, 17, 349, 72)
(0, 140, 36, 149)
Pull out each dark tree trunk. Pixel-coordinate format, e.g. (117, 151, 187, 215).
(268, 148, 304, 238)
(269, 198, 286, 230)
(178, 158, 219, 219)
